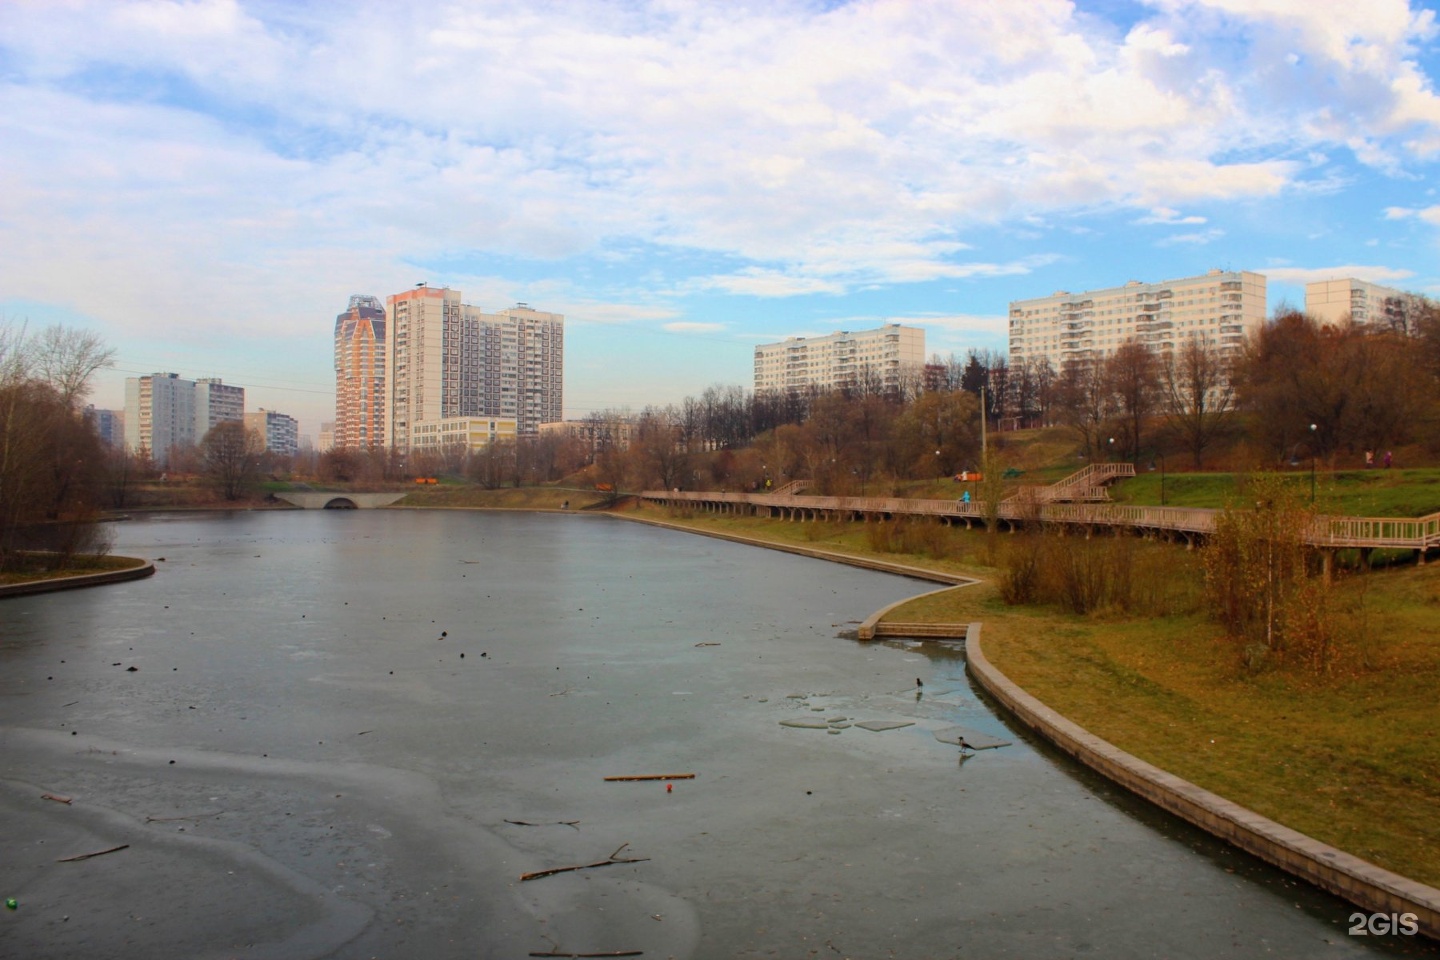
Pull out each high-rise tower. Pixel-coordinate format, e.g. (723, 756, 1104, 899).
(383, 286, 562, 451)
(333, 294, 387, 449)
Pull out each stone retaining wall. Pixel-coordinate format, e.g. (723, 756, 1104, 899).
(0, 559, 155, 599)
(965, 623, 1440, 940)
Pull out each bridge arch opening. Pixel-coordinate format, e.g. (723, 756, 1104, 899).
(323, 497, 359, 510)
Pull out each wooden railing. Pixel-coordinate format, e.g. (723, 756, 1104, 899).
(642, 489, 1440, 553)
(1051, 462, 1136, 490)
(1003, 462, 1136, 504)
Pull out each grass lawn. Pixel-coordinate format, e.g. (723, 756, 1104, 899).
(0, 553, 149, 586)
(1110, 467, 1440, 517)
(616, 499, 1440, 889)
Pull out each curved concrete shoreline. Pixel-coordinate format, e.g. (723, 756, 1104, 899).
(0, 557, 154, 599)
(963, 624, 1440, 940)
(609, 508, 1440, 940)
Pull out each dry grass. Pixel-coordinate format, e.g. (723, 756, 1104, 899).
(392, 485, 608, 511)
(0, 553, 148, 585)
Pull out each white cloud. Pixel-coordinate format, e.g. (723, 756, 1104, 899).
(1135, 207, 1208, 225)
(1260, 264, 1416, 284)
(1157, 228, 1226, 246)
(1385, 204, 1440, 224)
(696, 269, 848, 298)
(0, 0, 1436, 352)
(663, 321, 727, 334)
(898, 313, 1009, 337)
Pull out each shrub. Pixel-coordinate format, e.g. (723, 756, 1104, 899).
(1202, 473, 1343, 674)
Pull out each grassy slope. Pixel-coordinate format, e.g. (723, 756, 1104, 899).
(1111, 467, 1440, 516)
(619, 499, 1440, 888)
(391, 485, 609, 510)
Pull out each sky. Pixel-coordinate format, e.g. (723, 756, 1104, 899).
(3, 0, 1440, 442)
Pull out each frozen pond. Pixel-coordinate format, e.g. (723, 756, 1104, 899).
(0, 510, 1431, 959)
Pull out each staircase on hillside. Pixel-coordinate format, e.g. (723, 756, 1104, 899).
(1002, 462, 1136, 504)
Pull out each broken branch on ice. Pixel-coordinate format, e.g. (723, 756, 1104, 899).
(519, 843, 649, 882)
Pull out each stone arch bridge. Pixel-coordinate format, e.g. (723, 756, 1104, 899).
(273, 492, 407, 510)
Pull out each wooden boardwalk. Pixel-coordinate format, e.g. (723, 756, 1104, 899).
(641, 489, 1440, 559)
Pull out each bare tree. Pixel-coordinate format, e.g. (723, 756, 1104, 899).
(201, 421, 264, 501)
(893, 389, 981, 478)
(1055, 359, 1110, 459)
(1105, 342, 1160, 463)
(636, 407, 688, 489)
(0, 322, 114, 568)
(1161, 338, 1235, 468)
(1236, 310, 1429, 463)
(33, 325, 116, 410)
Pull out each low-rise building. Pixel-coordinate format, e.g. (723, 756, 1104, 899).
(539, 417, 639, 453)
(409, 416, 518, 454)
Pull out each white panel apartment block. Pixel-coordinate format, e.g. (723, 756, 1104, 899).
(1008, 269, 1266, 370)
(754, 323, 924, 394)
(1305, 278, 1428, 333)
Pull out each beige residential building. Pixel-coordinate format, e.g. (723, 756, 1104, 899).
(1008, 269, 1266, 370)
(1305, 278, 1429, 334)
(754, 323, 924, 395)
(384, 285, 563, 451)
(409, 416, 518, 454)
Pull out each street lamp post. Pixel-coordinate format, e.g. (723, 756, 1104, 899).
(1309, 423, 1318, 503)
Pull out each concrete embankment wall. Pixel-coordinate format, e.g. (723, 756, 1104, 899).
(964, 624, 1440, 940)
(0, 559, 154, 599)
(610, 513, 970, 586)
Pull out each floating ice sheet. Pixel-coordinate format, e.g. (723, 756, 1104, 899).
(933, 725, 1011, 750)
(853, 720, 916, 732)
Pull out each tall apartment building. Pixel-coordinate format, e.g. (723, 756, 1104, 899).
(1305, 278, 1429, 334)
(125, 373, 195, 467)
(124, 373, 247, 467)
(196, 378, 244, 436)
(333, 294, 386, 449)
(384, 285, 563, 450)
(753, 323, 925, 395)
(84, 406, 125, 449)
(244, 409, 299, 457)
(1008, 269, 1266, 371)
